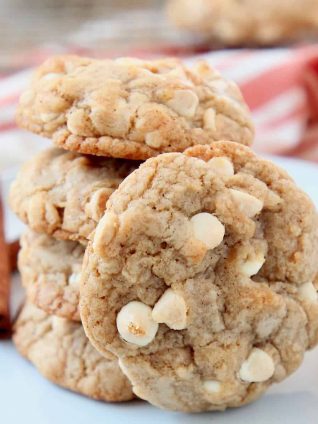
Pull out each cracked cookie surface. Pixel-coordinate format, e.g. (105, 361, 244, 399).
(19, 230, 84, 321)
(13, 302, 134, 402)
(167, 0, 318, 46)
(80, 141, 318, 412)
(10, 148, 137, 244)
(16, 56, 253, 160)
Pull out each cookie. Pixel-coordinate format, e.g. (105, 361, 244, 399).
(167, 0, 318, 46)
(80, 141, 318, 412)
(13, 302, 134, 402)
(19, 230, 84, 321)
(10, 148, 137, 244)
(16, 56, 254, 160)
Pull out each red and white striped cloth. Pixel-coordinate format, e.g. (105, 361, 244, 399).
(192, 45, 318, 161)
(1, 44, 318, 168)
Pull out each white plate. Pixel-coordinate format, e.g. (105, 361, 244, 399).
(1, 155, 318, 424)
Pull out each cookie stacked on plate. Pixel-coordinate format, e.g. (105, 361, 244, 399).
(10, 55, 318, 412)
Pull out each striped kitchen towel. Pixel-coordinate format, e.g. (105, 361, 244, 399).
(191, 44, 318, 161)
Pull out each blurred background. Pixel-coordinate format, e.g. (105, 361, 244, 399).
(0, 0, 184, 72)
(0, 0, 318, 174)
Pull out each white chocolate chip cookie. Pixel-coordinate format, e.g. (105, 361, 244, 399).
(80, 141, 318, 412)
(13, 303, 134, 402)
(18, 230, 84, 321)
(9, 148, 137, 244)
(16, 56, 254, 160)
(167, 0, 318, 46)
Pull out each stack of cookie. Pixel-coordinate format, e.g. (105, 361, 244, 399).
(10, 56, 318, 412)
(10, 151, 137, 401)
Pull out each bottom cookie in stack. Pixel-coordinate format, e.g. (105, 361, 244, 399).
(13, 303, 134, 402)
(13, 231, 134, 403)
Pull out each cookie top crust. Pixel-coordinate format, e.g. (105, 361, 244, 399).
(13, 303, 134, 402)
(16, 56, 254, 160)
(167, 0, 318, 45)
(10, 148, 137, 244)
(80, 141, 318, 412)
(19, 231, 84, 321)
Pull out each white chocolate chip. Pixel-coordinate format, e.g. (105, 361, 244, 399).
(167, 89, 199, 117)
(203, 380, 221, 394)
(229, 189, 263, 218)
(241, 252, 265, 276)
(190, 213, 225, 250)
(41, 72, 63, 81)
(208, 157, 234, 177)
(203, 108, 216, 130)
(298, 282, 318, 303)
(93, 211, 119, 257)
(40, 112, 59, 122)
(68, 272, 81, 287)
(145, 130, 164, 148)
(116, 301, 158, 346)
(239, 348, 274, 383)
(152, 288, 187, 330)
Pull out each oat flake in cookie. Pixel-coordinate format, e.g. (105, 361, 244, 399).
(16, 56, 254, 160)
(9, 148, 137, 244)
(19, 230, 84, 321)
(14, 303, 134, 402)
(80, 141, 318, 412)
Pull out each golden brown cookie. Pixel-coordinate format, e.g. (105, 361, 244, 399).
(19, 230, 84, 321)
(13, 302, 134, 402)
(80, 141, 318, 412)
(17, 56, 254, 160)
(10, 148, 137, 244)
(167, 0, 318, 46)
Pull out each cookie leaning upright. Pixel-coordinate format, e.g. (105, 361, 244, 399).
(80, 141, 318, 412)
(16, 56, 254, 160)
